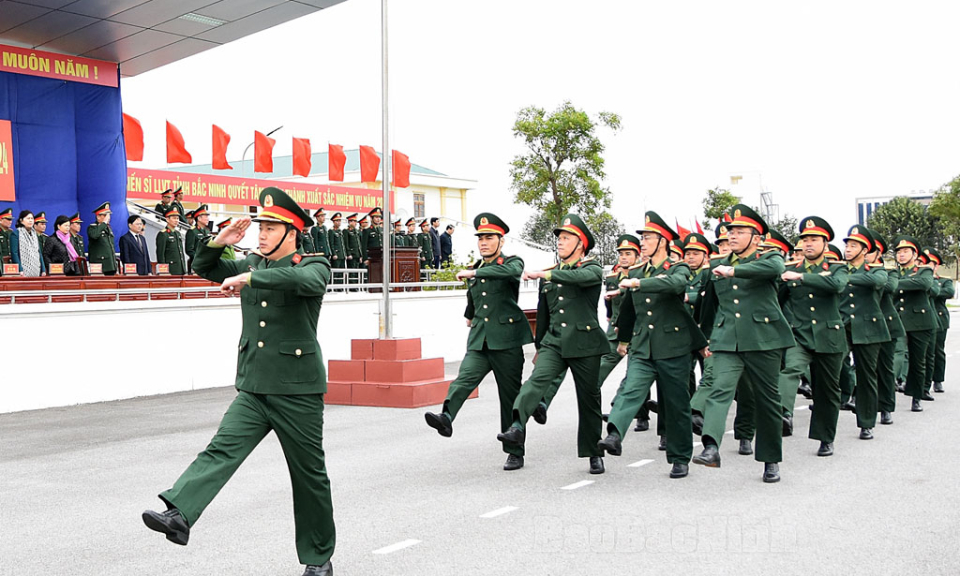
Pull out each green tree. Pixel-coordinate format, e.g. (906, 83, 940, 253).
(868, 196, 943, 252)
(520, 212, 555, 248)
(701, 187, 741, 230)
(510, 101, 621, 227)
(929, 174, 960, 267)
(585, 211, 626, 266)
(769, 214, 799, 247)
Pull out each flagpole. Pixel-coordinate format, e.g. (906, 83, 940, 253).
(379, 0, 392, 339)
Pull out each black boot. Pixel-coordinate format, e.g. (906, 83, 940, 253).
(859, 428, 874, 440)
(763, 463, 780, 483)
(922, 391, 935, 401)
(532, 403, 548, 425)
(817, 442, 834, 457)
(497, 426, 525, 447)
(880, 411, 893, 425)
(691, 412, 704, 436)
(911, 399, 923, 412)
(634, 417, 650, 432)
(503, 454, 524, 471)
(142, 508, 190, 546)
(597, 432, 623, 456)
(896, 379, 905, 393)
(841, 398, 856, 412)
(692, 445, 721, 468)
(658, 436, 667, 451)
(424, 412, 452, 437)
(782, 415, 793, 437)
(302, 562, 333, 576)
(798, 381, 813, 399)
(669, 462, 689, 479)
(738, 439, 753, 455)
(934, 381, 944, 393)
(589, 456, 605, 474)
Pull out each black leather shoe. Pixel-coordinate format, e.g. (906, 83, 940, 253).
(922, 391, 935, 401)
(763, 463, 780, 483)
(798, 382, 813, 399)
(302, 561, 333, 576)
(911, 399, 923, 412)
(533, 403, 548, 425)
(841, 399, 856, 412)
(934, 381, 945, 393)
(634, 418, 650, 432)
(645, 399, 658, 414)
(669, 462, 689, 478)
(896, 379, 905, 393)
(817, 442, 834, 457)
(597, 432, 622, 456)
(142, 508, 190, 545)
(880, 411, 893, 425)
(503, 454, 524, 471)
(497, 426, 525, 447)
(782, 415, 793, 437)
(692, 445, 721, 468)
(658, 436, 667, 451)
(738, 439, 753, 455)
(691, 413, 703, 436)
(859, 428, 874, 440)
(601, 412, 609, 422)
(589, 456, 604, 474)
(424, 412, 452, 437)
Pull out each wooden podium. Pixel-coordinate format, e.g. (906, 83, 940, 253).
(367, 247, 420, 292)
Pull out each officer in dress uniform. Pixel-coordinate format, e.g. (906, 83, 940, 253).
(0, 207, 13, 262)
(682, 232, 713, 399)
(311, 208, 330, 256)
(216, 218, 237, 260)
(300, 220, 316, 254)
(693, 205, 794, 483)
(861, 229, 904, 425)
(774, 216, 849, 456)
(345, 214, 362, 267)
(34, 212, 48, 266)
(69, 213, 85, 259)
(155, 207, 187, 275)
(597, 213, 707, 479)
(361, 207, 384, 265)
(893, 235, 938, 413)
(424, 213, 533, 470)
(390, 219, 404, 247)
(185, 205, 213, 273)
(497, 214, 610, 474)
(404, 218, 418, 247)
(326, 213, 345, 265)
(142, 187, 335, 576)
(417, 219, 434, 269)
(925, 248, 952, 394)
(87, 202, 117, 275)
(154, 189, 175, 218)
(918, 249, 941, 401)
(172, 187, 186, 219)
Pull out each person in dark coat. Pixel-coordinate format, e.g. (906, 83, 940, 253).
(430, 217, 442, 268)
(440, 224, 455, 266)
(43, 215, 82, 276)
(119, 215, 152, 275)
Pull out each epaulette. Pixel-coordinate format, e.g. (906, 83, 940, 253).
(606, 269, 620, 278)
(710, 253, 727, 259)
(543, 264, 558, 271)
(628, 262, 645, 270)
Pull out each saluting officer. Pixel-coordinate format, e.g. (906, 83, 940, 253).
(775, 216, 849, 456)
(326, 213, 345, 265)
(155, 189, 176, 217)
(924, 248, 952, 394)
(69, 213, 85, 258)
(0, 207, 13, 261)
(311, 208, 330, 256)
(893, 235, 938, 412)
(417, 219, 434, 268)
(185, 205, 213, 273)
(142, 187, 335, 576)
(87, 202, 117, 275)
(497, 214, 609, 474)
(693, 205, 794, 483)
(156, 207, 187, 275)
(361, 207, 384, 265)
(216, 218, 237, 260)
(424, 213, 533, 470)
(172, 187, 186, 219)
(344, 214, 362, 267)
(863, 229, 904, 425)
(597, 213, 707, 479)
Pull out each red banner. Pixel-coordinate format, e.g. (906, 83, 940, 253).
(0, 120, 14, 201)
(126, 168, 394, 213)
(0, 44, 118, 87)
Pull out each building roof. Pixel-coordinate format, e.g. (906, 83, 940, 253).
(178, 148, 447, 179)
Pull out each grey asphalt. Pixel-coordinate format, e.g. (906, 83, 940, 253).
(2, 335, 959, 576)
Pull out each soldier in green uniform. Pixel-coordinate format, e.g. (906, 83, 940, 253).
(32, 212, 48, 272)
(403, 218, 418, 247)
(597, 213, 707, 479)
(216, 218, 237, 260)
(344, 214, 362, 268)
(775, 216, 848, 456)
(326, 213, 345, 266)
(925, 248, 952, 394)
(893, 235, 938, 412)
(185, 205, 213, 273)
(87, 202, 117, 275)
(838, 225, 890, 440)
(424, 213, 533, 470)
(863, 230, 904, 425)
(693, 205, 794, 483)
(390, 219, 404, 247)
(361, 207, 384, 265)
(918, 249, 941, 400)
(142, 187, 335, 576)
(417, 219, 434, 269)
(497, 214, 609, 474)
(156, 207, 187, 275)
(0, 207, 13, 264)
(154, 189, 176, 218)
(68, 213, 85, 259)
(311, 208, 330, 256)
(300, 221, 317, 254)
(684, 232, 713, 435)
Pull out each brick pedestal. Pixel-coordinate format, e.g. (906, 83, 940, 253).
(326, 338, 474, 408)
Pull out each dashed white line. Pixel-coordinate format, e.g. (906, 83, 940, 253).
(480, 506, 518, 519)
(628, 459, 655, 468)
(561, 480, 595, 491)
(373, 539, 421, 555)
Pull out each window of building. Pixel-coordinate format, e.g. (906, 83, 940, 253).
(414, 192, 425, 218)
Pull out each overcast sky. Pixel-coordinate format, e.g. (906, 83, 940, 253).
(122, 0, 960, 241)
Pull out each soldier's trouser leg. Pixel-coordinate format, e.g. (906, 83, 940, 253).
(512, 348, 570, 431)
(903, 330, 933, 400)
(690, 353, 714, 415)
(568, 355, 604, 457)
(443, 350, 494, 420)
(539, 371, 567, 409)
(894, 336, 908, 382)
(733, 376, 755, 441)
(924, 328, 937, 393)
(934, 328, 948, 383)
(839, 353, 856, 405)
(597, 342, 623, 387)
(778, 345, 812, 417)
(851, 342, 880, 429)
(808, 350, 844, 444)
(877, 339, 897, 413)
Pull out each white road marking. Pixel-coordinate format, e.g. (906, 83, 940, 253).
(480, 506, 518, 519)
(628, 459, 655, 468)
(693, 442, 702, 448)
(373, 539, 421, 554)
(725, 430, 735, 435)
(561, 480, 595, 490)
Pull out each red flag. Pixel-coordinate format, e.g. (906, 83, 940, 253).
(722, 213, 732, 223)
(675, 218, 691, 241)
(166, 121, 192, 164)
(328, 143, 346, 181)
(123, 113, 143, 161)
(254, 130, 275, 173)
(292, 137, 312, 177)
(392, 150, 411, 188)
(212, 125, 232, 170)
(695, 219, 704, 235)
(359, 145, 380, 183)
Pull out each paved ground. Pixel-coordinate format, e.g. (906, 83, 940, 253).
(3, 333, 959, 576)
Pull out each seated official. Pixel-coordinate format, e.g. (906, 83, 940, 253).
(42, 215, 82, 276)
(119, 215, 152, 275)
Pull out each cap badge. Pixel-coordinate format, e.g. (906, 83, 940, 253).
(480, 217, 489, 226)
(645, 215, 651, 224)
(852, 227, 859, 235)
(620, 240, 629, 247)
(805, 219, 815, 229)
(563, 218, 571, 226)
(263, 195, 274, 207)
(734, 209, 742, 218)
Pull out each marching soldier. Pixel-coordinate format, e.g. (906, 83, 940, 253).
(361, 207, 384, 265)
(0, 207, 13, 261)
(417, 219, 434, 269)
(311, 208, 330, 256)
(69, 213, 85, 258)
(326, 213, 345, 265)
(825, 244, 843, 262)
(156, 208, 187, 275)
(775, 216, 848, 455)
(598, 235, 642, 388)
(693, 205, 794, 483)
(424, 213, 533, 470)
(925, 248, 952, 394)
(597, 213, 707, 479)
(497, 214, 609, 474)
(345, 214, 362, 267)
(893, 235, 938, 412)
(682, 233, 713, 393)
(142, 188, 335, 576)
(185, 205, 213, 273)
(87, 202, 117, 275)
(863, 230, 904, 425)
(669, 239, 684, 262)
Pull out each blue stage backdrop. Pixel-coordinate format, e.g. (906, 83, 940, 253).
(0, 69, 127, 251)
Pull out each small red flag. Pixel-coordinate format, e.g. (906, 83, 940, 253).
(254, 130, 275, 173)
(123, 113, 143, 161)
(392, 150, 411, 188)
(166, 121, 192, 164)
(212, 125, 232, 170)
(695, 219, 704, 235)
(328, 143, 346, 181)
(359, 145, 380, 183)
(675, 218, 691, 241)
(722, 213, 732, 223)
(292, 137, 312, 177)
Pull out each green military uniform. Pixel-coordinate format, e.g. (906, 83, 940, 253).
(311, 209, 330, 257)
(594, 235, 642, 387)
(695, 205, 794, 479)
(776, 217, 849, 451)
(893, 235, 938, 411)
(34, 212, 48, 272)
(361, 207, 384, 263)
(417, 220, 434, 268)
(0, 208, 12, 265)
(69, 213, 85, 259)
(866, 230, 906, 421)
(185, 206, 214, 273)
(156, 206, 187, 275)
(424, 213, 534, 469)
(344, 214, 362, 268)
(926, 248, 953, 392)
(403, 218, 418, 248)
(390, 220, 404, 248)
(689, 223, 731, 420)
(148, 187, 335, 570)
(499, 214, 610, 468)
(215, 218, 237, 261)
(300, 225, 316, 254)
(326, 213, 345, 266)
(86, 202, 117, 275)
